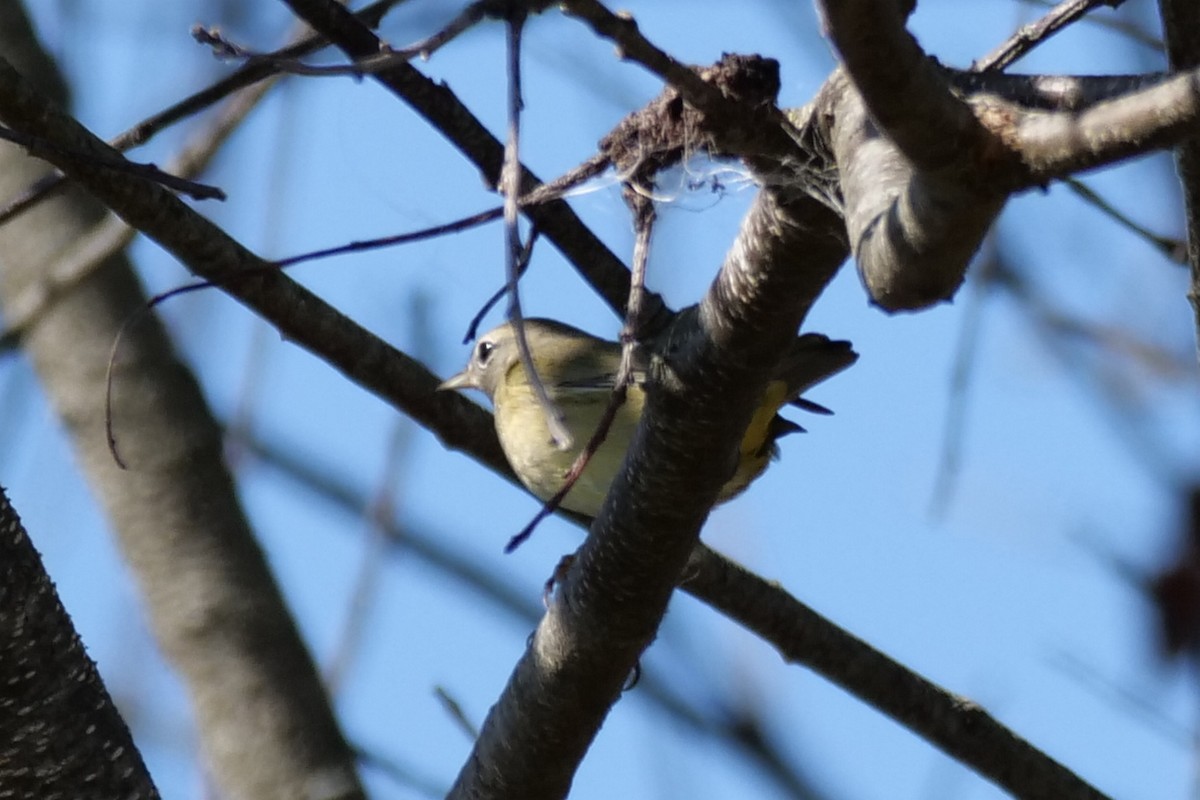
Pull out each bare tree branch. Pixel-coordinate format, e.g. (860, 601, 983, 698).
(0, 8, 363, 796)
(976, 0, 1130, 73)
(278, 0, 668, 325)
(1007, 70, 1200, 182)
(682, 547, 1110, 800)
(817, 0, 1200, 311)
(0, 486, 161, 800)
(1157, 0, 1200, 350)
(447, 168, 845, 796)
(236, 427, 829, 800)
(0, 0, 406, 227)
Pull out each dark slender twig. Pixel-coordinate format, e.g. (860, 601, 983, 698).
(0, 0, 407, 228)
(276, 152, 610, 272)
(274, 206, 505, 269)
(503, 181, 657, 553)
(975, 0, 1129, 73)
(433, 686, 480, 741)
(501, 9, 571, 449)
(104, 281, 216, 468)
(193, 0, 490, 76)
(1023, 0, 1162, 50)
(1065, 178, 1188, 263)
(0, 124, 224, 200)
(465, 228, 539, 344)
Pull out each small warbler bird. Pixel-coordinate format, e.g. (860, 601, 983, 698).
(439, 318, 855, 517)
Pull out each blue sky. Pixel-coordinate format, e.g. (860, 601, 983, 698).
(7, 1, 1197, 797)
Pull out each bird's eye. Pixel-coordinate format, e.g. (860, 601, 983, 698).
(475, 340, 495, 366)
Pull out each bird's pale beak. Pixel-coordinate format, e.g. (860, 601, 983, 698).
(437, 370, 474, 391)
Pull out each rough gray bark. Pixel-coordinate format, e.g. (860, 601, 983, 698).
(0, 486, 161, 800)
(0, 0, 1186, 798)
(1158, 0, 1200, 350)
(0, 3, 362, 798)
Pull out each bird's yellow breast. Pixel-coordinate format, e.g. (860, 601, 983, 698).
(493, 369, 790, 516)
(494, 378, 645, 517)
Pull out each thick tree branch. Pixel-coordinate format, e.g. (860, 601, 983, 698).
(818, 0, 1200, 311)
(1157, 0, 1200, 347)
(819, 0, 987, 173)
(822, 73, 1006, 310)
(815, 0, 1008, 309)
(0, 487, 161, 800)
(682, 551, 1110, 800)
(0, 51, 508, 478)
(0, 25, 376, 796)
(237, 428, 828, 800)
(1006, 70, 1200, 184)
(448, 174, 845, 797)
(944, 69, 1165, 112)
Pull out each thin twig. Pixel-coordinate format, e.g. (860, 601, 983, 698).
(504, 181, 657, 553)
(975, 0, 1129, 73)
(0, 124, 224, 200)
(104, 281, 216, 469)
(193, 0, 490, 76)
(465, 229, 539, 344)
(0, 0, 407, 227)
(274, 206, 505, 269)
(433, 686, 480, 741)
(1065, 177, 1188, 263)
(501, 9, 572, 450)
(275, 152, 610, 272)
(1022, 0, 1162, 50)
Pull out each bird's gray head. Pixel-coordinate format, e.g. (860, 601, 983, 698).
(437, 324, 522, 400)
(439, 318, 609, 401)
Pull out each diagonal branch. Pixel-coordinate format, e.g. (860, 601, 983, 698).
(683, 550, 1110, 800)
(0, 487, 161, 799)
(0, 0, 405, 227)
(278, 0, 667, 325)
(0, 51, 509, 478)
(448, 174, 845, 796)
(0, 5, 364, 796)
(0, 10, 1120, 798)
(975, 0, 1130, 73)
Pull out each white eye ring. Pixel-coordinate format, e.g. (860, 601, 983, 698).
(475, 340, 496, 366)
